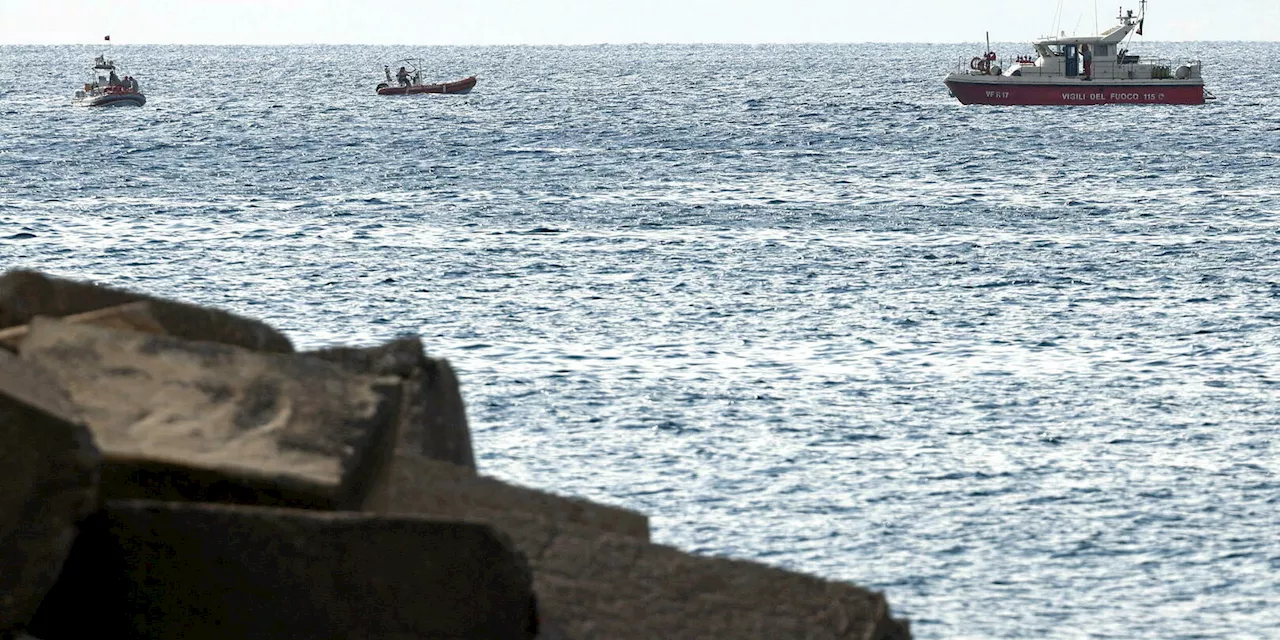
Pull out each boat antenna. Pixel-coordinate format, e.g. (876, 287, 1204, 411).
(986, 31, 990, 56)
(1050, 0, 1066, 38)
(1095, 0, 1100, 35)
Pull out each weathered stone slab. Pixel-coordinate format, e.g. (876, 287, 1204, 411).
(364, 453, 650, 541)
(0, 351, 101, 637)
(20, 318, 401, 510)
(306, 337, 476, 469)
(0, 269, 292, 353)
(532, 533, 911, 640)
(29, 500, 538, 640)
(365, 457, 906, 640)
(0, 301, 166, 351)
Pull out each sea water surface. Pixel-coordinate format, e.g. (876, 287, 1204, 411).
(2, 43, 1278, 638)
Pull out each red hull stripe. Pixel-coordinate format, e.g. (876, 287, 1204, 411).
(377, 76, 477, 96)
(945, 80, 1204, 105)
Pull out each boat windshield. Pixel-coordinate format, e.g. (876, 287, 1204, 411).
(385, 59, 424, 82)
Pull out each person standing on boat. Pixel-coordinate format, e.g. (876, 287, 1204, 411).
(396, 66, 411, 87)
(1081, 43, 1093, 79)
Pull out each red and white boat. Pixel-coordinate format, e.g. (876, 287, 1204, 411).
(376, 58, 477, 96)
(944, 1, 1208, 106)
(73, 55, 145, 107)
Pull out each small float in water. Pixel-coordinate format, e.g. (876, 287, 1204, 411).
(943, 1, 1209, 106)
(376, 59, 477, 95)
(74, 54, 145, 107)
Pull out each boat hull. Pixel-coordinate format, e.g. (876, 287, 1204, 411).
(377, 76, 477, 96)
(944, 76, 1204, 106)
(76, 93, 146, 107)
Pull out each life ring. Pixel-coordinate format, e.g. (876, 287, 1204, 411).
(970, 57, 992, 74)
(970, 56, 982, 70)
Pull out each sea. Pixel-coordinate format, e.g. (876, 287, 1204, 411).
(2, 43, 1277, 638)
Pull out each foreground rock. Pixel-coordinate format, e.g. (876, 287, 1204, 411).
(365, 455, 907, 638)
(0, 351, 100, 637)
(20, 318, 401, 510)
(29, 501, 537, 639)
(534, 533, 910, 639)
(365, 453, 650, 540)
(0, 270, 292, 353)
(307, 337, 476, 469)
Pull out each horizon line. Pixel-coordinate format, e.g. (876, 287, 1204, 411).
(1, 38, 1272, 47)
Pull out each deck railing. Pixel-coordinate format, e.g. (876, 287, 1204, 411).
(950, 56, 1201, 79)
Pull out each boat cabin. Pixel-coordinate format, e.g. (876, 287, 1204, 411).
(76, 54, 140, 99)
(1005, 5, 1201, 81)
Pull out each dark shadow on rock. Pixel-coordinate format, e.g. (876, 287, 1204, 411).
(30, 501, 538, 640)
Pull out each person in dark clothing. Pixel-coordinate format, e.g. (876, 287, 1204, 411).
(396, 66, 412, 87)
(1081, 43, 1093, 79)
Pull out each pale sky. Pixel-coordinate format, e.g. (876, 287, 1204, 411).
(0, 0, 1275, 45)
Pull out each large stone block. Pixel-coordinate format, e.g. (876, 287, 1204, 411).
(29, 501, 538, 640)
(306, 337, 476, 469)
(370, 459, 906, 640)
(0, 270, 292, 353)
(364, 457, 909, 640)
(20, 318, 401, 510)
(364, 453, 650, 542)
(0, 351, 100, 637)
(531, 533, 911, 640)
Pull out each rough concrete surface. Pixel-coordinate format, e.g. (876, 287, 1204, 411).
(306, 337, 476, 468)
(21, 318, 401, 509)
